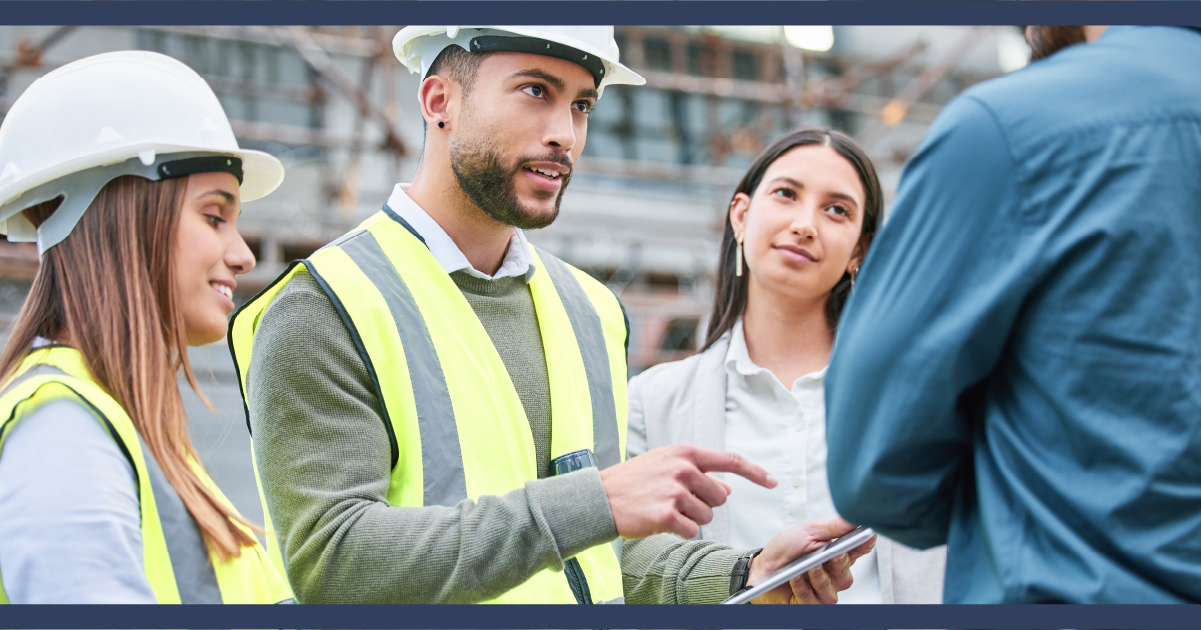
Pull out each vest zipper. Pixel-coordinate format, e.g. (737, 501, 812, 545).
(564, 557, 593, 604)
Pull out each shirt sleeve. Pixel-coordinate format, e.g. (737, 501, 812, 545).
(825, 95, 1032, 549)
(0, 398, 158, 604)
(247, 271, 618, 604)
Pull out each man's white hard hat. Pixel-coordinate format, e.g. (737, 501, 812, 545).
(393, 26, 645, 98)
(0, 50, 285, 255)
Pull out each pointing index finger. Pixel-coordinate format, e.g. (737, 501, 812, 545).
(689, 447, 777, 488)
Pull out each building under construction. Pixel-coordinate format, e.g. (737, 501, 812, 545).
(0, 25, 1022, 520)
(1, 24, 1023, 371)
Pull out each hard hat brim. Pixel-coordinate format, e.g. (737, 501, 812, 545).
(237, 149, 285, 203)
(1, 145, 284, 211)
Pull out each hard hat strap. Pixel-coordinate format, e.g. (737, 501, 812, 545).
(468, 36, 605, 88)
(158, 155, 243, 185)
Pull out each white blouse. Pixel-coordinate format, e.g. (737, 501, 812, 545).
(722, 319, 882, 604)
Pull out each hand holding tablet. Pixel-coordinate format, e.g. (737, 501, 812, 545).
(724, 518, 877, 605)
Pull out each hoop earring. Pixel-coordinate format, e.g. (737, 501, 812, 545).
(735, 233, 745, 277)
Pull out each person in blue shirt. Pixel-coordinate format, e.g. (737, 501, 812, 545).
(825, 25, 1201, 603)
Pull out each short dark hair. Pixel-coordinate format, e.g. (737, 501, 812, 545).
(425, 44, 492, 97)
(702, 126, 883, 351)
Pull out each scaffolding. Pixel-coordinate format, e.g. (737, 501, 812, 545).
(0, 25, 1009, 370)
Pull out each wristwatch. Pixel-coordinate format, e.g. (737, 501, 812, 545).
(729, 547, 764, 596)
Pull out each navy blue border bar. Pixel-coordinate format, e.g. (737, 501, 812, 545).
(2, 5, 1198, 630)
(2, 604, 1200, 629)
(0, 1, 1198, 26)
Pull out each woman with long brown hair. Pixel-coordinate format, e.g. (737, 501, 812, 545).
(626, 127, 946, 604)
(0, 51, 292, 604)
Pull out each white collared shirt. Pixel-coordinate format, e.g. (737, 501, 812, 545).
(385, 184, 535, 282)
(723, 319, 882, 604)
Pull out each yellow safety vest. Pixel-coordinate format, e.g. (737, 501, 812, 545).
(229, 207, 628, 604)
(0, 346, 294, 605)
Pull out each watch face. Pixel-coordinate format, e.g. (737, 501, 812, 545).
(551, 449, 596, 476)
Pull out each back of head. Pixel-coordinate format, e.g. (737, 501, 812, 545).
(965, 26, 1201, 156)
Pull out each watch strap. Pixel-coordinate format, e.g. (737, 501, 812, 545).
(729, 547, 764, 596)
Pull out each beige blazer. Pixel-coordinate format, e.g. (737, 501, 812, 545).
(626, 333, 947, 604)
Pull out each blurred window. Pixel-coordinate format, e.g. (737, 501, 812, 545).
(645, 38, 673, 72)
(136, 29, 318, 129)
(732, 50, 758, 81)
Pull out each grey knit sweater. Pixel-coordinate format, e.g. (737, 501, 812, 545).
(247, 269, 741, 604)
(450, 270, 553, 477)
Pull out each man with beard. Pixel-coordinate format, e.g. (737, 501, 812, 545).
(230, 26, 874, 605)
(825, 25, 1201, 603)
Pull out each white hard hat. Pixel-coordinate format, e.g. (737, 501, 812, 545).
(0, 50, 285, 256)
(393, 26, 645, 98)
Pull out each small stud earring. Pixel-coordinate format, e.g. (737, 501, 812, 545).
(438, 121, 445, 129)
(735, 232, 745, 277)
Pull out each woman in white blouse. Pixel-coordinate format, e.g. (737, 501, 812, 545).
(626, 127, 946, 604)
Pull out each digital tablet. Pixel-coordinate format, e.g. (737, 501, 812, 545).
(720, 526, 876, 605)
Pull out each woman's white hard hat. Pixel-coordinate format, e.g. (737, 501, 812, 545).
(393, 26, 645, 98)
(0, 50, 285, 255)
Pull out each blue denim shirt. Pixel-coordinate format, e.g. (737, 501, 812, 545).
(826, 26, 1201, 603)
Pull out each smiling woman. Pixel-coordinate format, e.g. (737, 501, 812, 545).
(0, 51, 291, 605)
(707, 127, 882, 344)
(173, 172, 256, 346)
(625, 126, 948, 605)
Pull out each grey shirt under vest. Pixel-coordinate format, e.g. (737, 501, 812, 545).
(249, 265, 744, 604)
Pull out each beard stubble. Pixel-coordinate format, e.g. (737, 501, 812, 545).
(449, 132, 572, 231)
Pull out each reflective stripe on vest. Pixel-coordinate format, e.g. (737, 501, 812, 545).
(338, 231, 466, 506)
(229, 208, 628, 604)
(0, 348, 294, 605)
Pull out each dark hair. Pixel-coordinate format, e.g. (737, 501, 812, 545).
(701, 126, 883, 351)
(426, 44, 492, 98)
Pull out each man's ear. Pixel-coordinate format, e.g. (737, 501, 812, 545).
(419, 74, 457, 131)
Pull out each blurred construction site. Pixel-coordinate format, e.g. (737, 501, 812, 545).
(0, 25, 1028, 523)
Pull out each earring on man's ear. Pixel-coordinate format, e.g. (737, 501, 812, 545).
(438, 121, 445, 129)
(735, 232, 745, 277)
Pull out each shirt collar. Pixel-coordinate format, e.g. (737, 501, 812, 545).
(384, 184, 536, 283)
(724, 319, 828, 383)
(724, 319, 763, 378)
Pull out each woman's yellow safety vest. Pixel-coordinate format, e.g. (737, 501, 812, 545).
(229, 207, 628, 604)
(0, 346, 294, 605)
